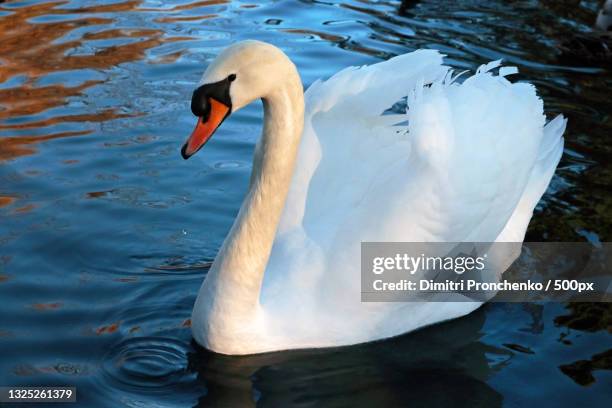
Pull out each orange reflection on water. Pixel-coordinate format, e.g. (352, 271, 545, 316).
(155, 14, 217, 23)
(283, 28, 345, 43)
(0, 0, 196, 161)
(95, 322, 120, 335)
(0, 196, 16, 208)
(0, 130, 92, 162)
(164, 0, 228, 12)
(0, 81, 102, 122)
(0, 108, 134, 130)
(31, 302, 64, 311)
(13, 203, 36, 214)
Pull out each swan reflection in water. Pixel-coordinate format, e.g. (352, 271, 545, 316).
(187, 306, 509, 407)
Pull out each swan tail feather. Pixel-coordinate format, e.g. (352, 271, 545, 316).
(496, 114, 566, 242)
(523, 114, 566, 207)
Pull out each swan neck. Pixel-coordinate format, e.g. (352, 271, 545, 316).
(197, 73, 304, 322)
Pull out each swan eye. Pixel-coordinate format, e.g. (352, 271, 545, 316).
(228, 74, 237, 82)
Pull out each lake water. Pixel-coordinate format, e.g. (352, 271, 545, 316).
(0, 0, 611, 407)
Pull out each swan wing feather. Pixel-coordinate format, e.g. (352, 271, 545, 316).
(268, 52, 564, 297)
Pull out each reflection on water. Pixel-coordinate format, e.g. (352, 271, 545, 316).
(0, 0, 611, 407)
(0, 0, 193, 162)
(190, 309, 504, 408)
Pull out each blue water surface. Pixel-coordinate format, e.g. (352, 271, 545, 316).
(0, 0, 611, 407)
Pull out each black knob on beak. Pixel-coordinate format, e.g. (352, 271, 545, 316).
(190, 76, 234, 121)
(191, 90, 211, 121)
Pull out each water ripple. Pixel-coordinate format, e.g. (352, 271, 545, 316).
(96, 336, 205, 406)
(102, 337, 191, 389)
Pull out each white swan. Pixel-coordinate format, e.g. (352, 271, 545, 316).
(182, 40, 566, 355)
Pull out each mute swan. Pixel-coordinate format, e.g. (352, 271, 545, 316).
(182, 40, 566, 355)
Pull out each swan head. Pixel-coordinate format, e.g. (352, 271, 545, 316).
(181, 40, 297, 159)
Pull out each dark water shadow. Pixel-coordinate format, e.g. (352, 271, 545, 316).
(188, 307, 508, 407)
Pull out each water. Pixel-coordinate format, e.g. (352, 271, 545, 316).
(0, 0, 611, 406)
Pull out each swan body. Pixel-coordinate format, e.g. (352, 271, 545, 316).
(185, 41, 566, 355)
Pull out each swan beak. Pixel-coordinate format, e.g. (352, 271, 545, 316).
(181, 98, 230, 160)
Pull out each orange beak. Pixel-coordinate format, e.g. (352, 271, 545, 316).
(181, 98, 230, 159)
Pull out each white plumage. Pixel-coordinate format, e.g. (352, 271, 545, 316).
(187, 41, 565, 355)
